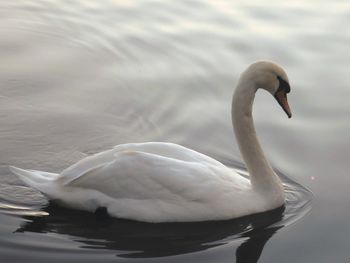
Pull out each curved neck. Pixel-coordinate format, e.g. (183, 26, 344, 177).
(232, 77, 282, 192)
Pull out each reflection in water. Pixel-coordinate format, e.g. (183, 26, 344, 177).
(16, 202, 284, 261)
(236, 226, 280, 262)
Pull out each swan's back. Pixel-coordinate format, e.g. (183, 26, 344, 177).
(57, 143, 252, 222)
(62, 143, 248, 197)
(59, 142, 225, 185)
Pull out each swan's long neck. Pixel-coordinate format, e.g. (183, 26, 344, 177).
(232, 76, 283, 193)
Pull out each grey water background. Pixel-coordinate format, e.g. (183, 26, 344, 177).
(0, 0, 349, 262)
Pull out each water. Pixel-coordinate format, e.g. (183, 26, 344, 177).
(0, 0, 349, 262)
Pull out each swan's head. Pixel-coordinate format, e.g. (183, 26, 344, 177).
(244, 61, 292, 118)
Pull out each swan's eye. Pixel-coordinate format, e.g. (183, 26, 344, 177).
(277, 76, 290, 94)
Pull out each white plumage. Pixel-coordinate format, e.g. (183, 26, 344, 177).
(10, 61, 292, 222)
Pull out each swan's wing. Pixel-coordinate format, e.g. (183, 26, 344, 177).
(113, 142, 222, 165)
(60, 142, 223, 185)
(65, 150, 250, 202)
(59, 148, 117, 185)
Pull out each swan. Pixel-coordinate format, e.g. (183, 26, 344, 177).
(9, 61, 292, 223)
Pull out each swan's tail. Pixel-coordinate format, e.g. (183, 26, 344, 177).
(9, 166, 60, 194)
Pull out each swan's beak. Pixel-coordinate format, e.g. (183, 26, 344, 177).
(274, 90, 292, 118)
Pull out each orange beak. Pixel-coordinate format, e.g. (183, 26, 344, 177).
(274, 90, 292, 118)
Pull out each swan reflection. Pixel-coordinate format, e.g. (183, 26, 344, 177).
(16, 203, 284, 261)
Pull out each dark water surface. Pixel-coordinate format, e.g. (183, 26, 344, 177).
(0, 0, 349, 262)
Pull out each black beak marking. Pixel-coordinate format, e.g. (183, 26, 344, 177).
(277, 76, 290, 94)
(275, 76, 292, 118)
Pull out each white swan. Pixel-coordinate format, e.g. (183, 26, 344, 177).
(10, 61, 292, 223)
